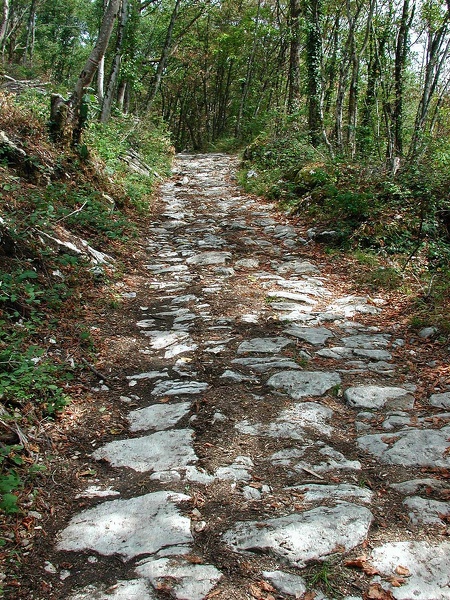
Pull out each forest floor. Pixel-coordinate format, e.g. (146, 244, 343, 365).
(11, 153, 450, 600)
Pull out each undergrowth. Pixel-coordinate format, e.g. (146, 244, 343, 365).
(0, 87, 173, 563)
(241, 120, 450, 333)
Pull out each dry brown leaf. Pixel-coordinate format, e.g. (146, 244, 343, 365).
(345, 556, 379, 576)
(389, 577, 405, 587)
(249, 583, 262, 598)
(258, 580, 276, 592)
(395, 565, 411, 577)
(365, 583, 396, 599)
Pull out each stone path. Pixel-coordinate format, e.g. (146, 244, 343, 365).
(51, 155, 449, 599)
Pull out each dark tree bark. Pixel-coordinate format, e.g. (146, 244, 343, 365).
(49, 0, 121, 145)
(287, 0, 301, 113)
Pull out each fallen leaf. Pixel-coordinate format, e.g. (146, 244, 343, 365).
(395, 565, 411, 577)
(345, 556, 379, 576)
(389, 577, 405, 587)
(365, 583, 396, 599)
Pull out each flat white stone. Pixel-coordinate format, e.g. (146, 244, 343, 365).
(268, 371, 341, 399)
(92, 430, 197, 472)
(128, 402, 191, 432)
(220, 370, 256, 383)
(144, 331, 190, 350)
(57, 491, 192, 560)
(278, 403, 334, 435)
(357, 427, 450, 467)
(268, 291, 317, 304)
(136, 557, 222, 600)
(341, 334, 390, 348)
(294, 444, 361, 473)
(370, 541, 450, 599)
(284, 326, 334, 346)
(127, 371, 168, 383)
(344, 386, 414, 410)
(215, 456, 254, 482)
(391, 478, 449, 495)
(276, 260, 319, 275)
(232, 357, 301, 372)
(235, 258, 259, 268)
(224, 503, 372, 567)
(403, 496, 450, 525)
(262, 571, 307, 596)
(186, 251, 231, 265)
(237, 337, 292, 354)
(316, 347, 355, 360)
(152, 380, 209, 396)
(164, 343, 198, 359)
(429, 392, 450, 408)
(353, 348, 392, 361)
(75, 485, 120, 499)
(68, 580, 157, 600)
(136, 319, 156, 328)
(289, 483, 373, 504)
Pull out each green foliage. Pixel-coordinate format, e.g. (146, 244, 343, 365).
(0, 344, 70, 415)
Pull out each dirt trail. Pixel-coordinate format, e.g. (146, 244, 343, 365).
(25, 154, 450, 599)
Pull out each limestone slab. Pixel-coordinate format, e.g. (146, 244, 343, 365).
(341, 334, 390, 348)
(267, 370, 341, 399)
(344, 386, 414, 410)
(68, 580, 157, 600)
(370, 541, 450, 599)
(186, 251, 231, 265)
(232, 356, 301, 373)
(237, 337, 292, 354)
(357, 427, 450, 467)
(403, 496, 450, 525)
(92, 430, 197, 472)
(289, 483, 373, 504)
(128, 402, 191, 432)
(224, 503, 373, 567)
(262, 571, 307, 596)
(57, 491, 192, 560)
(429, 392, 450, 408)
(278, 402, 334, 435)
(284, 325, 334, 346)
(152, 380, 209, 396)
(136, 557, 222, 600)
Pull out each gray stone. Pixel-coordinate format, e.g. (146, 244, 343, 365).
(262, 571, 307, 596)
(57, 491, 192, 560)
(353, 348, 392, 361)
(242, 486, 262, 500)
(144, 331, 190, 350)
(404, 496, 450, 525)
(429, 392, 450, 408)
(278, 403, 334, 435)
(267, 291, 317, 304)
(152, 380, 209, 396)
(316, 347, 355, 360)
(135, 557, 222, 600)
(370, 541, 450, 599)
(391, 478, 449, 495)
(289, 483, 373, 504)
(92, 430, 197, 473)
(294, 445, 361, 473)
(284, 325, 334, 346)
(235, 258, 259, 268)
(357, 426, 450, 467)
(224, 503, 373, 567)
(127, 371, 168, 383)
(220, 369, 256, 383)
(418, 326, 438, 339)
(186, 251, 231, 265)
(344, 386, 414, 410)
(326, 296, 381, 316)
(215, 456, 253, 482)
(231, 356, 300, 373)
(68, 580, 157, 600)
(237, 337, 292, 354)
(276, 260, 319, 275)
(128, 402, 191, 432)
(341, 334, 390, 348)
(267, 370, 341, 399)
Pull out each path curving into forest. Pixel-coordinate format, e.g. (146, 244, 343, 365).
(45, 155, 449, 599)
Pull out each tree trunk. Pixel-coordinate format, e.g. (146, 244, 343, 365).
(145, 0, 182, 111)
(100, 0, 129, 122)
(0, 0, 10, 60)
(22, 0, 36, 66)
(49, 0, 120, 145)
(392, 0, 413, 161)
(287, 0, 301, 113)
